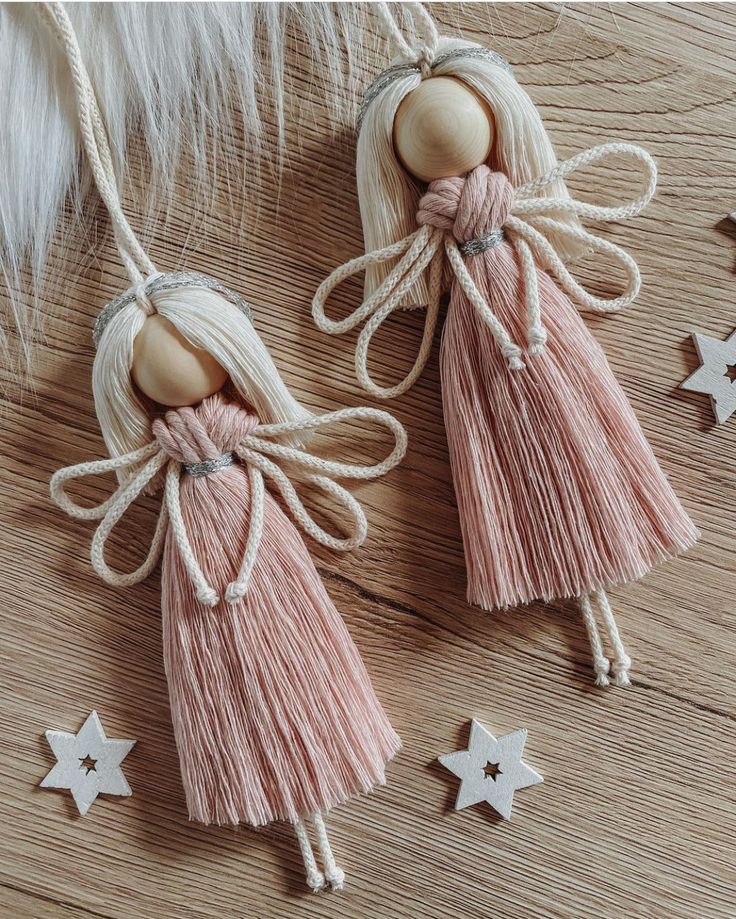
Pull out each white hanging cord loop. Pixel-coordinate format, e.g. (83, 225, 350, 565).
(376, 2, 440, 70)
(313, 142, 656, 393)
(50, 408, 407, 606)
(407, 2, 441, 54)
(39, 1, 156, 285)
(376, 3, 415, 60)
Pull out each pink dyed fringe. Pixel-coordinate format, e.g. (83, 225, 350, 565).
(418, 168, 698, 611)
(153, 395, 399, 827)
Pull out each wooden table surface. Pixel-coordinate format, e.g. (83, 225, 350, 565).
(1, 3, 734, 918)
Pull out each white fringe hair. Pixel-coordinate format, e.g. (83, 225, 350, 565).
(357, 36, 584, 305)
(94, 285, 311, 467)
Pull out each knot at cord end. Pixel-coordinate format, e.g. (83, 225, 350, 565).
(225, 582, 247, 605)
(611, 654, 632, 687)
(326, 867, 346, 891)
(196, 586, 219, 607)
(502, 345, 526, 371)
(528, 326, 548, 355)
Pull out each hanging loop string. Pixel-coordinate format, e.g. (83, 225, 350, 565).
(312, 142, 657, 395)
(376, 2, 440, 70)
(50, 407, 407, 606)
(39, 1, 156, 285)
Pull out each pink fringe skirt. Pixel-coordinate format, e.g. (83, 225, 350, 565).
(161, 462, 399, 827)
(441, 253, 699, 611)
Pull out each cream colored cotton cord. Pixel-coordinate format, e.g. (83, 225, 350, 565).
(39, 1, 156, 285)
(50, 407, 408, 606)
(313, 142, 657, 396)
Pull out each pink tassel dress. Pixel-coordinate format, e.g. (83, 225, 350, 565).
(417, 167, 698, 611)
(152, 396, 399, 827)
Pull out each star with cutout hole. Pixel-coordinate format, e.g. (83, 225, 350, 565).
(680, 329, 736, 425)
(40, 711, 135, 815)
(439, 720, 542, 820)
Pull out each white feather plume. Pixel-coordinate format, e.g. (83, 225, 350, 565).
(0, 2, 426, 376)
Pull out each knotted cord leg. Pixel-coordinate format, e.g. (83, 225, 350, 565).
(579, 594, 611, 687)
(594, 589, 632, 686)
(293, 818, 325, 892)
(312, 812, 345, 891)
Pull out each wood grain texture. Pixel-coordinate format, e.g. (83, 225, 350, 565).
(1, 3, 734, 918)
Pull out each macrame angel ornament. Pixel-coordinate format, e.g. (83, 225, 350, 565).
(313, 13, 698, 687)
(43, 1, 405, 891)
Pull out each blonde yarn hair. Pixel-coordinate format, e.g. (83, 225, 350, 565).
(357, 35, 584, 306)
(94, 283, 311, 466)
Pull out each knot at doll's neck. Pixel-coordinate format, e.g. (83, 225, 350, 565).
(152, 393, 259, 466)
(416, 166, 514, 253)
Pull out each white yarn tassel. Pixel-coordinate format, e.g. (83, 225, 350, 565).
(40, 1, 155, 284)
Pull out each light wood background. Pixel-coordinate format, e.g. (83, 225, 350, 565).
(1, 3, 734, 918)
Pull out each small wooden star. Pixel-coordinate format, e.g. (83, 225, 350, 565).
(680, 329, 736, 424)
(438, 720, 543, 820)
(40, 711, 136, 815)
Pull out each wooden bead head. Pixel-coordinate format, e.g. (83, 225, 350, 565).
(131, 313, 228, 407)
(393, 76, 494, 183)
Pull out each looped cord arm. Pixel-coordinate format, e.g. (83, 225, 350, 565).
(505, 142, 657, 323)
(247, 405, 408, 481)
(312, 225, 444, 397)
(51, 407, 407, 607)
(226, 405, 406, 600)
(514, 142, 658, 219)
(50, 443, 170, 588)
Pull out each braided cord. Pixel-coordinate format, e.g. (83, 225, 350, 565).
(39, 2, 155, 284)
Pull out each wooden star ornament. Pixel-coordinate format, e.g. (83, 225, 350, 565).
(40, 711, 136, 815)
(680, 329, 736, 424)
(439, 720, 543, 820)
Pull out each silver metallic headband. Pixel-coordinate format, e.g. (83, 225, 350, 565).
(459, 228, 506, 257)
(183, 452, 235, 478)
(92, 271, 253, 349)
(357, 46, 513, 131)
